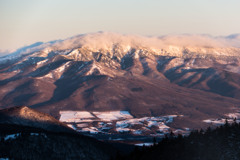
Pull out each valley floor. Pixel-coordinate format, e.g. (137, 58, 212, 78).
(59, 110, 240, 145)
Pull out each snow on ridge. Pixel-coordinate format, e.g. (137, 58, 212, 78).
(36, 59, 48, 66)
(37, 61, 72, 80)
(2, 32, 240, 62)
(54, 61, 71, 73)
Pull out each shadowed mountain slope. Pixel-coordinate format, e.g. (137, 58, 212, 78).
(0, 106, 118, 160)
(1, 32, 240, 130)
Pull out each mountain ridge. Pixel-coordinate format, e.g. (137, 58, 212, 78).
(1, 32, 240, 63)
(1, 32, 240, 133)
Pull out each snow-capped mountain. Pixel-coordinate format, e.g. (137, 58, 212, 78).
(1, 32, 240, 137)
(1, 32, 240, 61)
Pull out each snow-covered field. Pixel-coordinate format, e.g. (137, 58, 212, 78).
(203, 112, 240, 126)
(93, 111, 133, 121)
(59, 110, 187, 137)
(59, 111, 95, 123)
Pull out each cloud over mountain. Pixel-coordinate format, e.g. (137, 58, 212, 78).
(51, 32, 240, 51)
(2, 32, 240, 58)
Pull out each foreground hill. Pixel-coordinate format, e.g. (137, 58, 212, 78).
(1, 106, 240, 160)
(0, 106, 117, 160)
(0, 106, 74, 133)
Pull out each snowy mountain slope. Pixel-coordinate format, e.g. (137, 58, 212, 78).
(1, 32, 240, 62)
(1, 32, 240, 131)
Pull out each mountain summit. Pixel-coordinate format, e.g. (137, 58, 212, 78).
(1, 32, 240, 62)
(0, 32, 240, 131)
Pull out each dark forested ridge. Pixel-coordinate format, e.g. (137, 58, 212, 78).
(122, 120, 240, 160)
(1, 119, 240, 160)
(0, 106, 118, 160)
(0, 125, 116, 160)
(2, 106, 240, 160)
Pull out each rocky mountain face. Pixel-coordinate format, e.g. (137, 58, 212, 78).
(0, 32, 240, 130)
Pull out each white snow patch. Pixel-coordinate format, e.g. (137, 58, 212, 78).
(135, 143, 153, 146)
(158, 124, 170, 131)
(93, 111, 133, 121)
(81, 127, 99, 134)
(116, 128, 130, 133)
(43, 72, 53, 79)
(36, 59, 48, 66)
(67, 124, 77, 130)
(148, 121, 159, 127)
(76, 123, 88, 128)
(38, 61, 71, 79)
(203, 119, 226, 125)
(117, 119, 143, 126)
(59, 111, 94, 123)
(59, 110, 182, 136)
(4, 133, 20, 141)
(203, 112, 240, 126)
(116, 121, 130, 128)
(54, 61, 71, 73)
(164, 115, 179, 123)
(134, 52, 139, 59)
(133, 130, 143, 135)
(226, 113, 240, 119)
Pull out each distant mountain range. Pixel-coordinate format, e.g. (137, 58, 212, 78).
(1, 32, 240, 136)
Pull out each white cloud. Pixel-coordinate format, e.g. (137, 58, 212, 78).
(51, 32, 240, 51)
(2, 32, 240, 58)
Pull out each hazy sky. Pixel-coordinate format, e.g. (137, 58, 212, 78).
(0, 0, 240, 51)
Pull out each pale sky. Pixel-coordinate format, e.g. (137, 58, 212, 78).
(0, 0, 240, 52)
